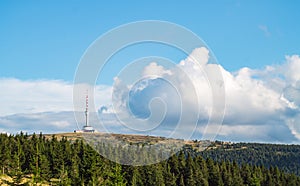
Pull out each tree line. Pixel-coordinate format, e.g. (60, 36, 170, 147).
(0, 133, 300, 185)
(199, 141, 300, 176)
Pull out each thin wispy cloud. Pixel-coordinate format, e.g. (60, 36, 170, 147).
(258, 24, 271, 37)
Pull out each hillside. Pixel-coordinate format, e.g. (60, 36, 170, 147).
(199, 141, 300, 176)
(1, 132, 300, 185)
(40, 132, 300, 175)
(42, 132, 207, 147)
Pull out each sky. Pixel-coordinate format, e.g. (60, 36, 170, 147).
(1, 1, 300, 144)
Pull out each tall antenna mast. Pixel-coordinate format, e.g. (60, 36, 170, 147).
(85, 90, 89, 127)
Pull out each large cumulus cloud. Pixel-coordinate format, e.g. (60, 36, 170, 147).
(105, 48, 300, 143)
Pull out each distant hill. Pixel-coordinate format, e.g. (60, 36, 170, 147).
(199, 141, 300, 176)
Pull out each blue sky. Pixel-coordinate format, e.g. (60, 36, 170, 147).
(1, 1, 300, 144)
(1, 1, 299, 82)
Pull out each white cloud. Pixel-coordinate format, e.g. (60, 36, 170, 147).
(0, 78, 112, 116)
(216, 123, 296, 143)
(223, 67, 286, 124)
(0, 78, 113, 134)
(142, 62, 172, 78)
(0, 78, 73, 116)
(283, 55, 300, 85)
(1, 50, 300, 144)
(107, 48, 300, 143)
(180, 47, 210, 66)
(0, 111, 77, 134)
(108, 47, 218, 139)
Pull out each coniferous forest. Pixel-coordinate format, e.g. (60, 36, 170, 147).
(1, 133, 300, 185)
(199, 141, 300, 176)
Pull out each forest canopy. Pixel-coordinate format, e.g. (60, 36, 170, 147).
(0, 133, 300, 186)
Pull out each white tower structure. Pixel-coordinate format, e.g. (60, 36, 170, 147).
(82, 90, 95, 132)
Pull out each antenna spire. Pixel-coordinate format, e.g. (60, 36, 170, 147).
(85, 90, 89, 127)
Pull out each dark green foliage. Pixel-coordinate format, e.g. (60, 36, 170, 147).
(199, 142, 300, 175)
(0, 133, 300, 185)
